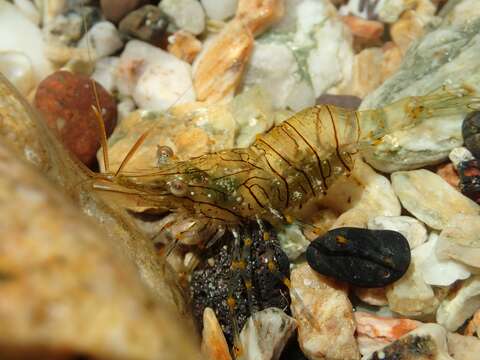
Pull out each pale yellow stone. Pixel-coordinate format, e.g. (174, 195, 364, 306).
(290, 263, 360, 360)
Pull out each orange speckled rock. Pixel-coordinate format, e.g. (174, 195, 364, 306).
(34, 71, 117, 166)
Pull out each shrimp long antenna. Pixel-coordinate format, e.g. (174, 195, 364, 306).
(115, 131, 150, 176)
(82, 6, 111, 174)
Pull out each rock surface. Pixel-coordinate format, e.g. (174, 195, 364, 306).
(239, 308, 297, 360)
(360, 18, 480, 172)
(117, 40, 195, 110)
(363, 323, 453, 360)
(437, 276, 480, 331)
(34, 71, 117, 167)
(436, 214, 480, 268)
(391, 170, 480, 230)
(368, 215, 427, 249)
(0, 139, 200, 360)
(0, 0, 52, 86)
(447, 333, 480, 360)
(202, 308, 232, 360)
(290, 263, 360, 360)
(160, 0, 206, 35)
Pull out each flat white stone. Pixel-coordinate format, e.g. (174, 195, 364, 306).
(116, 40, 195, 110)
(78, 21, 123, 60)
(449, 146, 474, 169)
(368, 215, 427, 249)
(243, 41, 314, 111)
(391, 169, 480, 230)
(437, 214, 480, 268)
(160, 0, 205, 35)
(437, 275, 480, 331)
(239, 308, 297, 360)
(0, 0, 52, 85)
(0, 51, 34, 95)
(201, 0, 238, 21)
(417, 233, 470, 287)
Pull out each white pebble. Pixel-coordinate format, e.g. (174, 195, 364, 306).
(13, 0, 40, 25)
(92, 56, 119, 94)
(449, 146, 474, 169)
(160, 0, 206, 35)
(417, 233, 470, 287)
(78, 21, 123, 60)
(0, 51, 34, 95)
(201, 0, 238, 21)
(0, 0, 52, 84)
(116, 40, 195, 111)
(368, 215, 427, 249)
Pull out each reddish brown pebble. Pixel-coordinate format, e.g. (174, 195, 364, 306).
(341, 15, 384, 40)
(34, 71, 117, 166)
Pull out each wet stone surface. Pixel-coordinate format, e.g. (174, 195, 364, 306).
(463, 111, 480, 159)
(458, 159, 480, 203)
(306, 227, 411, 288)
(190, 222, 290, 344)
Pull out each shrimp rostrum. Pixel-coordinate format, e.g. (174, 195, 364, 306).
(94, 86, 480, 242)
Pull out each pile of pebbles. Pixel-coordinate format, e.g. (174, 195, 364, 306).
(1, 0, 480, 359)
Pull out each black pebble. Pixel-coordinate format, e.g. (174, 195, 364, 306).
(463, 111, 480, 159)
(458, 159, 480, 203)
(306, 227, 411, 288)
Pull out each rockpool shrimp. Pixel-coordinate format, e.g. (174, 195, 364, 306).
(93, 85, 480, 237)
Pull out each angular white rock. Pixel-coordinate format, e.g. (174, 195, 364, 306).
(391, 170, 480, 230)
(437, 214, 480, 268)
(92, 56, 119, 94)
(374, 0, 410, 23)
(0, 0, 52, 84)
(386, 244, 439, 317)
(116, 40, 195, 110)
(319, 160, 401, 229)
(160, 0, 206, 35)
(0, 51, 34, 95)
(239, 308, 297, 360)
(201, 0, 238, 21)
(277, 224, 311, 261)
(449, 147, 474, 169)
(437, 276, 480, 331)
(417, 233, 470, 287)
(77, 21, 123, 60)
(368, 215, 427, 249)
(243, 41, 315, 111)
(447, 333, 480, 360)
(290, 263, 360, 360)
(363, 323, 453, 360)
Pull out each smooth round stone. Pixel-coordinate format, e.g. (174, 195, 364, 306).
(100, 0, 148, 23)
(34, 71, 117, 167)
(160, 0, 205, 35)
(118, 5, 169, 47)
(307, 227, 411, 288)
(0, 51, 34, 95)
(463, 111, 480, 159)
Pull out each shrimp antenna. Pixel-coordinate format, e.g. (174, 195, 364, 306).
(81, 7, 112, 174)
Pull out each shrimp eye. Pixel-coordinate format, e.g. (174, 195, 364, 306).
(169, 179, 188, 196)
(157, 145, 174, 164)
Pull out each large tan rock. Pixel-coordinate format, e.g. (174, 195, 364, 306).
(0, 73, 201, 359)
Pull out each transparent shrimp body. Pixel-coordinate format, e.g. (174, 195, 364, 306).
(94, 85, 480, 231)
